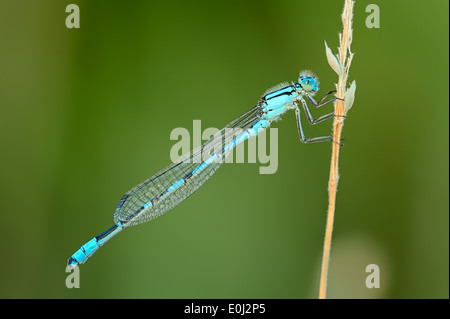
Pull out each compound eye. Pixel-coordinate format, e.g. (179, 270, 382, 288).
(298, 72, 319, 93)
(301, 77, 316, 92)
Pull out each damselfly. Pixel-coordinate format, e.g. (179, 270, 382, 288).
(67, 70, 338, 268)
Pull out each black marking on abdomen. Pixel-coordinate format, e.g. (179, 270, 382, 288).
(184, 172, 193, 184)
(95, 224, 119, 241)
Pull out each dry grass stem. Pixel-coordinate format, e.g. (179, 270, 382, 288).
(319, 0, 356, 299)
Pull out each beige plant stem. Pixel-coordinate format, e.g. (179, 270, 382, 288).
(319, 0, 356, 299)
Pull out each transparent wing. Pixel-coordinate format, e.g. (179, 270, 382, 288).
(114, 105, 262, 227)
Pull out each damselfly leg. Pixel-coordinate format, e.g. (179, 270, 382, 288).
(294, 91, 344, 145)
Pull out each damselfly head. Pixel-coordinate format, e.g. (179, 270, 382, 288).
(298, 70, 319, 94)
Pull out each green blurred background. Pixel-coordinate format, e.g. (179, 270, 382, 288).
(0, 0, 448, 299)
